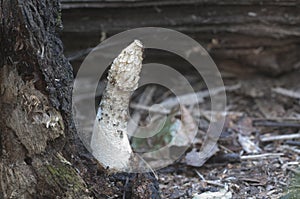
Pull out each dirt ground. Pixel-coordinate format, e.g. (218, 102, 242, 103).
(154, 68, 300, 198)
(73, 63, 299, 198)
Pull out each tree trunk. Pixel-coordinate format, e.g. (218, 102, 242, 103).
(60, 0, 300, 76)
(0, 1, 92, 198)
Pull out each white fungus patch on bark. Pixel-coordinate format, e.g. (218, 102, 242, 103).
(91, 40, 144, 172)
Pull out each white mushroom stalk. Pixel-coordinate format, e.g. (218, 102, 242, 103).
(91, 40, 144, 172)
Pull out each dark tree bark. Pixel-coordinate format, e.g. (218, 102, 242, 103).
(60, 0, 300, 76)
(0, 0, 93, 198)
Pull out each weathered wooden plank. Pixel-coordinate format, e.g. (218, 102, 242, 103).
(61, 0, 300, 76)
(61, 0, 300, 9)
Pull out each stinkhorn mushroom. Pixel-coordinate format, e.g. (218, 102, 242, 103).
(91, 40, 144, 172)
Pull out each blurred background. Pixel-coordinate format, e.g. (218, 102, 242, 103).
(60, 0, 300, 76)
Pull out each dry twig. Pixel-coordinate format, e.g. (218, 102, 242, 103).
(260, 133, 300, 142)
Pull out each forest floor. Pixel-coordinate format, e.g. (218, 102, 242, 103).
(72, 64, 299, 199)
(153, 67, 300, 199)
(69, 47, 300, 199)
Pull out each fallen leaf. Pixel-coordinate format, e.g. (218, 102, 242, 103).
(193, 188, 232, 199)
(170, 106, 197, 147)
(186, 145, 219, 167)
(238, 134, 261, 154)
(131, 106, 198, 168)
